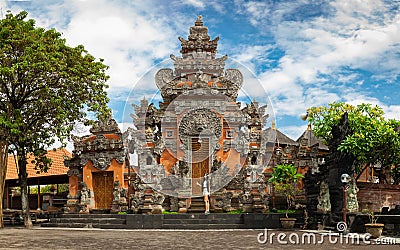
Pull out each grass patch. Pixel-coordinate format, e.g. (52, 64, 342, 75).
(162, 211, 179, 214)
(227, 209, 243, 214)
(276, 209, 297, 214)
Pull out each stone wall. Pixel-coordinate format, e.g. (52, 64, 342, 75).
(357, 182, 400, 212)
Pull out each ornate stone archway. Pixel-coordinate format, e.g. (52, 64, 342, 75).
(178, 108, 222, 147)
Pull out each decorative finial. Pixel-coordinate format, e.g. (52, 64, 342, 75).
(272, 120, 276, 130)
(195, 15, 203, 26)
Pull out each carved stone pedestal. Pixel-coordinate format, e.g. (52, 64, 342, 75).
(251, 192, 266, 213)
(139, 188, 155, 214)
(170, 197, 179, 212)
(65, 199, 80, 213)
(241, 193, 253, 213)
(111, 202, 121, 213)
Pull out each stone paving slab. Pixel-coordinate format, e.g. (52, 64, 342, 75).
(0, 226, 398, 249)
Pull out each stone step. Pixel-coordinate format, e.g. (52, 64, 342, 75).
(49, 217, 126, 224)
(163, 213, 242, 220)
(60, 214, 126, 219)
(161, 224, 244, 229)
(163, 218, 243, 225)
(41, 222, 128, 229)
(41, 213, 249, 229)
(189, 203, 206, 207)
(98, 224, 130, 229)
(187, 208, 206, 213)
(41, 222, 91, 228)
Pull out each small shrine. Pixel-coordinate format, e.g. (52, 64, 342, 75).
(64, 116, 126, 213)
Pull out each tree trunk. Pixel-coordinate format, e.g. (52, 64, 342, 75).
(18, 154, 33, 229)
(0, 140, 8, 229)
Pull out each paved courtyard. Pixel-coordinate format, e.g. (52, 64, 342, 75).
(0, 226, 399, 249)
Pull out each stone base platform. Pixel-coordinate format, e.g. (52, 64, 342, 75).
(40, 213, 297, 230)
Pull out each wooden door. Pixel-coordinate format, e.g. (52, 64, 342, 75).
(191, 138, 210, 196)
(92, 171, 114, 209)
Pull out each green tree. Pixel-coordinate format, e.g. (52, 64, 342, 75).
(306, 102, 400, 182)
(0, 11, 110, 228)
(268, 164, 304, 218)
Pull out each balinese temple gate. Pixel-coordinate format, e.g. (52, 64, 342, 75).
(66, 16, 276, 214)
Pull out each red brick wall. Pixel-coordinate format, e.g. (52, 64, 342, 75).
(357, 182, 400, 212)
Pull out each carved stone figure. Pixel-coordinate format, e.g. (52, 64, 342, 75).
(346, 178, 359, 213)
(178, 160, 189, 177)
(113, 180, 121, 202)
(317, 180, 331, 213)
(80, 182, 90, 205)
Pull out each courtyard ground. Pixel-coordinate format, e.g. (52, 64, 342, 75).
(0, 226, 399, 249)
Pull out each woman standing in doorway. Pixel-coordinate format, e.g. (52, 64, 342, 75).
(202, 173, 210, 215)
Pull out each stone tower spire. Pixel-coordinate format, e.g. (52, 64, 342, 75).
(178, 15, 219, 57)
(155, 16, 242, 102)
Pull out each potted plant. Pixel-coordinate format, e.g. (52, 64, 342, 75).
(364, 210, 384, 238)
(269, 164, 304, 229)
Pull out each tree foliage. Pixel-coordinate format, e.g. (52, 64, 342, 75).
(0, 11, 110, 228)
(307, 102, 400, 180)
(269, 164, 304, 217)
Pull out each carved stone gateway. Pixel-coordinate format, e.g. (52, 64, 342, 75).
(124, 16, 275, 212)
(65, 115, 126, 212)
(66, 16, 291, 215)
(63, 16, 336, 218)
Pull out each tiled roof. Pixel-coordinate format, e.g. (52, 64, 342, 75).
(6, 149, 71, 180)
(296, 125, 329, 151)
(264, 127, 299, 146)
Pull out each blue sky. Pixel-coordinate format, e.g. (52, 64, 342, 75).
(2, 0, 400, 141)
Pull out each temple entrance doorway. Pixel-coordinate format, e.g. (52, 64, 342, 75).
(93, 171, 114, 209)
(191, 137, 210, 196)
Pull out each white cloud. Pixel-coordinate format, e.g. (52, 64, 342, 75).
(236, 0, 400, 123)
(60, 0, 177, 92)
(242, 1, 271, 26)
(231, 44, 274, 73)
(385, 105, 400, 120)
(278, 125, 308, 141)
(3, 0, 399, 143)
(7, 0, 180, 95)
(182, 0, 205, 9)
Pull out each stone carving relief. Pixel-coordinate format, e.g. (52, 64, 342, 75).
(67, 168, 80, 177)
(72, 135, 123, 154)
(178, 108, 222, 146)
(210, 164, 232, 191)
(139, 164, 166, 188)
(246, 164, 264, 183)
(90, 115, 120, 134)
(224, 69, 243, 89)
(79, 151, 125, 171)
(155, 68, 174, 90)
(112, 180, 127, 203)
(214, 190, 233, 211)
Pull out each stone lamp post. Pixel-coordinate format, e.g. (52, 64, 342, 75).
(340, 173, 350, 225)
